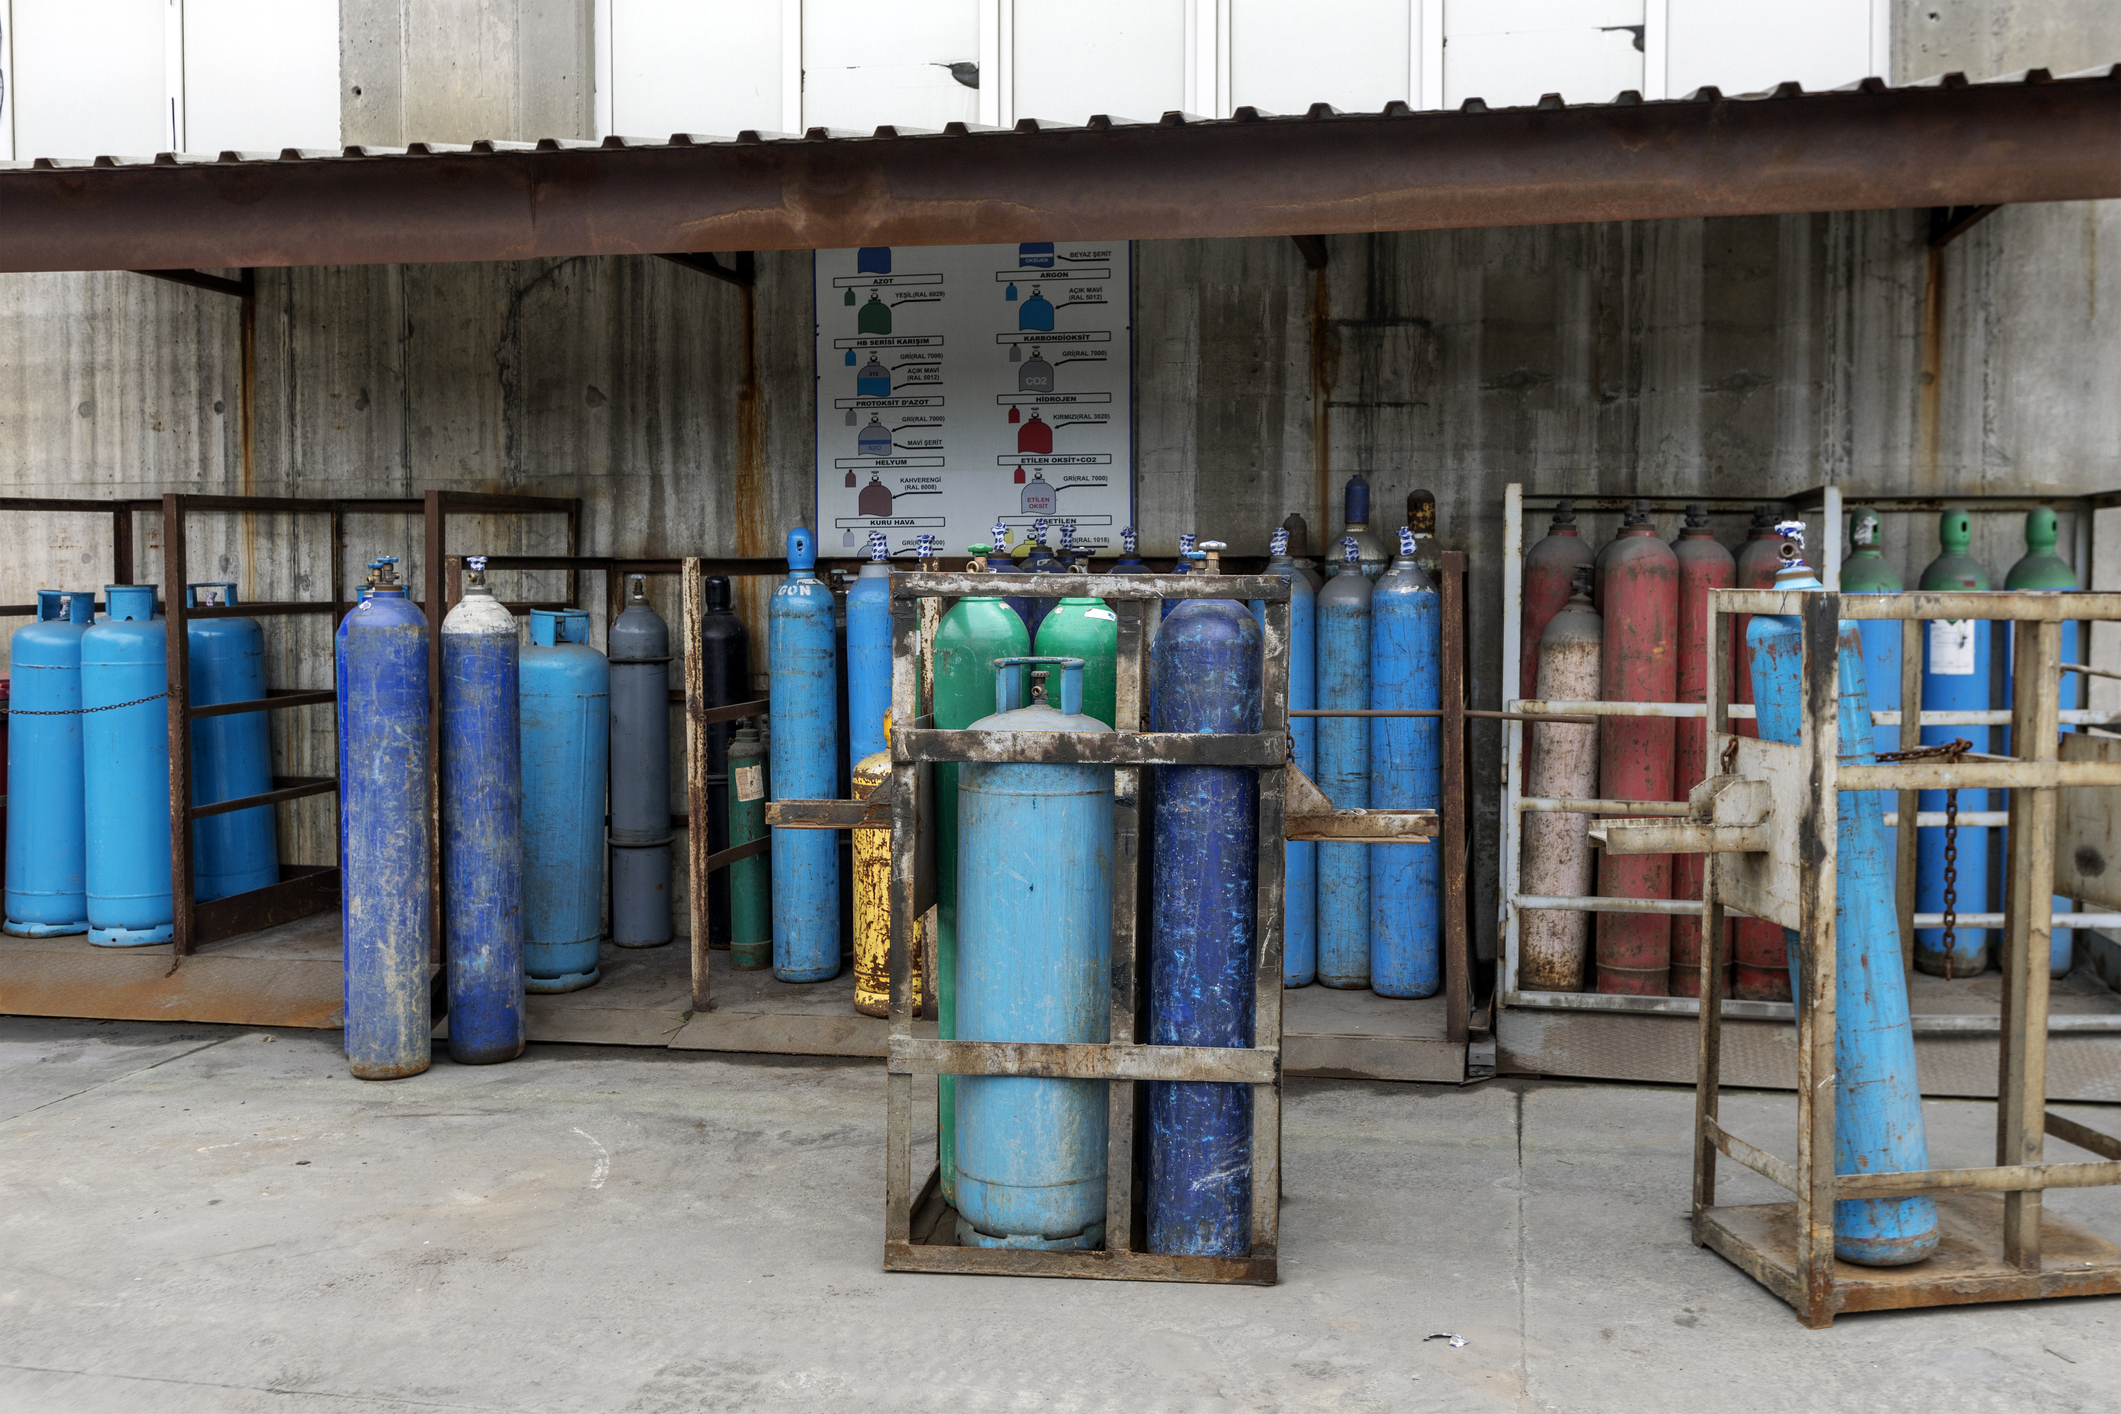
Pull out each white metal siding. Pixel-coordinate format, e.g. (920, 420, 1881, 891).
(1444, 0, 1645, 109)
(803, 0, 978, 132)
(1665, 0, 1873, 98)
(1012, 0, 1188, 124)
(1228, 0, 1413, 116)
(608, 0, 784, 138)
(183, 0, 339, 153)
(12, 0, 168, 158)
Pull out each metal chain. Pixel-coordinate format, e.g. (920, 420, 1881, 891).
(2, 691, 170, 716)
(1877, 736, 1972, 978)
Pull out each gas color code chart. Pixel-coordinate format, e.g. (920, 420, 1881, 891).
(813, 241, 1135, 557)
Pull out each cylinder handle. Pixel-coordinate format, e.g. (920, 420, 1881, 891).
(991, 655, 1085, 718)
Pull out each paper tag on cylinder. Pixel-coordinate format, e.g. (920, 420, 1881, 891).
(1929, 619, 1976, 675)
(735, 766, 765, 802)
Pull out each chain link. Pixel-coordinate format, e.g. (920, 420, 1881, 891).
(2, 691, 170, 717)
(1878, 736, 1972, 977)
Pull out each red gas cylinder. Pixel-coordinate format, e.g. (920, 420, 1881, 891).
(1594, 501, 1679, 995)
(1669, 505, 1735, 997)
(1731, 504, 1796, 1000)
(1522, 500, 1595, 703)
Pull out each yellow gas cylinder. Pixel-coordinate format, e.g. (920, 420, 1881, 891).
(853, 716, 920, 1016)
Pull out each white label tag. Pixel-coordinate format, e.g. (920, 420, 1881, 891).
(1929, 619, 1976, 675)
(735, 765, 764, 802)
(1085, 608, 1117, 621)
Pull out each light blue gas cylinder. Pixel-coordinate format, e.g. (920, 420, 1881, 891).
(846, 531, 893, 769)
(1314, 537, 1372, 988)
(956, 657, 1112, 1250)
(1370, 526, 1441, 998)
(1253, 528, 1317, 986)
(184, 582, 279, 902)
(341, 560, 432, 1080)
(520, 608, 608, 993)
(1839, 509, 1903, 866)
(6, 590, 94, 935)
(1916, 509, 1990, 977)
(82, 585, 172, 947)
(440, 559, 525, 1065)
(1748, 537, 1939, 1266)
(769, 527, 842, 982)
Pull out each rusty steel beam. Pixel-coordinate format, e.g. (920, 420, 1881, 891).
(7, 73, 2121, 272)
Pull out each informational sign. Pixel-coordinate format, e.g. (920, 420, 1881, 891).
(814, 241, 1134, 557)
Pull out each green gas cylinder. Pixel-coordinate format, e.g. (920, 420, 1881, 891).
(2006, 506, 2081, 977)
(726, 725, 771, 970)
(1034, 596, 1120, 727)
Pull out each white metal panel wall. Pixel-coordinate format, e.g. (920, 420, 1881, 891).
(11, 0, 169, 158)
(1012, 0, 1187, 124)
(1444, 0, 1645, 109)
(1665, 0, 1873, 98)
(183, 0, 338, 152)
(607, 0, 786, 138)
(1228, 0, 1412, 116)
(802, 0, 978, 132)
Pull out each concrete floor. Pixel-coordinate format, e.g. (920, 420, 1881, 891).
(2, 1019, 2119, 1414)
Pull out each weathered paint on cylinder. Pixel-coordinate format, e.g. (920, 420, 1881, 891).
(1148, 597, 1260, 1258)
(1748, 553, 1940, 1267)
(1369, 527, 1440, 998)
(1593, 503, 1677, 995)
(1917, 509, 1991, 978)
(769, 527, 843, 983)
(1314, 538, 1372, 989)
(1253, 529, 1316, 987)
(82, 585, 173, 947)
(1035, 595, 1119, 728)
(847, 532, 893, 769)
(440, 568, 525, 1065)
(341, 565, 432, 1080)
(2004, 507, 2079, 977)
(5, 591, 93, 935)
(1521, 500, 1596, 703)
(1338, 474, 1389, 580)
(521, 608, 609, 992)
(1841, 510, 1904, 872)
(1669, 507, 1736, 996)
(957, 658, 1112, 1250)
(727, 725, 772, 970)
(932, 549, 1031, 1207)
(1158, 532, 1197, 621)
(697, 575, 750, 946)
(336, 562, 381, 1042)
(852, 724, 921, 1017)
(609, 578, 673, 949)
(1521, 571, 1600, 990)
(1732, 508, 1796, 1001)
(183, 583, 280, 904)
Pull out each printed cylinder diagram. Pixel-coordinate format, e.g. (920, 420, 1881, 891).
(1018, 349, 1054, 395)
(1017, 410, 1052, 454)
(1018, 289, 1055, 332)
(1020, 471, 1056, 515)
(858, 416, 893, 457)
(857, 355, 890, 397)
(859, 294, 893, 335)
(859, 471, 895, 517)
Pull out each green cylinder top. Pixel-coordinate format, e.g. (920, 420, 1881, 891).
(1839, 508, 1902, 592)
(1032, 597, 1118, 727)
(934, 593, 1031, 730)
(2005, 507, 2077, 590)
(1919, 508, 1989, 590)
(1937, 508, 1971, 555)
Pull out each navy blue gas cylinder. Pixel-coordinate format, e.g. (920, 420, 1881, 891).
(520, 608, 609, 993)
(1020, 518, 1060, 639)
(847, 531, 893, 770)
(1369, 528, 1441, 997)
(1160, 533, 1197, 620)
(956, 657, 1113, 1250)
(1916, 509, 1990, 977)
(1252, 529, 1317, 986)
(5, 590, 94, 935)
(336, 561, 381, 1041)
(1314, 537, 1372, 988)
(81, 585, 173, 947)
(1110, 526, 1149, 575)
(1748, 541, 1940, 1266)
(1148, 566, 1262, 1258)
(184, 582, 279, 902)
(769, 527, 842, 982)
(439, 560, 525, 1064)
(342, 561, 433, 1080)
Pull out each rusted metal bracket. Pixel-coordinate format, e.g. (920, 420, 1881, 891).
(1592, 774, 1772, 855)
(1290, 234, 1328, 269)
(1284, 760, 1435, 842)
(765, 783, 891, 830)
(131, 267, 253, 298)
(1930, 203, 2001, 247)
(656, 251, 756, 287)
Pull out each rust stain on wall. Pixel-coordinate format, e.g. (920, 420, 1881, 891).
(1918, 243, 1946, 484)
(1309, 264, 1337, 540)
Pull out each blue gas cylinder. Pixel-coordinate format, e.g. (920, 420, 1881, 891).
(846, 531, 893, 769)
(1314, 537, 1372, 988)
(341, 560, 432, 1080)
(1370, 527, 1441, 997)
(1747, 540, 1939, 1266)
(990, 519, 1035, 632)
(770, 527, 842, 982)
(956, 657, 1113, 1250)
(1148, 561, 1261, 1258)
(1252, 528, 1317, 987)
(1916, 509, 1990, 977)
(184, 582, 279, 902)
(1110, 526, 1150, 575)
(1160, 533, 1197, 620)
(5, 590, 95, 935)
(440, 560, 525, 1064)
(81, 585, 173, 947)
(520, 608, 608, 993)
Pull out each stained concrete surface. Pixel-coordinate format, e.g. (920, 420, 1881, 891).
(2, 1017, 2119, 1413)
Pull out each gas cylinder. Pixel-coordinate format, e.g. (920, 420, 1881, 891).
(1159, 533, 1197, 620)
(993, 518, 1036, 631)
(183, 582, 280, 904)
(1917, 509, 1991, 978)
(341, 561, 432, 1080)
(698, 574, 751, 947)
(1253, 528, 1317, 986)
(5, 590, 94, 935)
(2004, 506, 2079, 977)
(610, 576, 673, 949)
(1840, 509, 1905, 900)
(82, 585, 173, 947)
(957, 657, 1113, 1251)
(1314, 537, 1372, 988)
(769, 528, 842, 983)
(1035, 593, 1118, 727)
(1522, 500, 1596, 704)
(932, 546, 1031, 1206)
(851, 719, 922, 1017)
(1369, 526, 1440, 998)
(1110, 526, 1149, 575)
(1149, 559, 1261, 1259)
(440, 558, 525, 1065)
(1669, 506, 1736, 996)
(1338, 474, 1389, 580)
(1279, 515, 1324, 592)
(1406, 490, 1442, 579)
(1521, 567, 1600, 989)
(1748, 536, 1940, 1266)
(1731, 506, 1796, 1000)
(847, 531, 893, 770)
(727, 725, 771, 970)
(521, 608, 609, 992)
(336, 560, 382, 1040)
